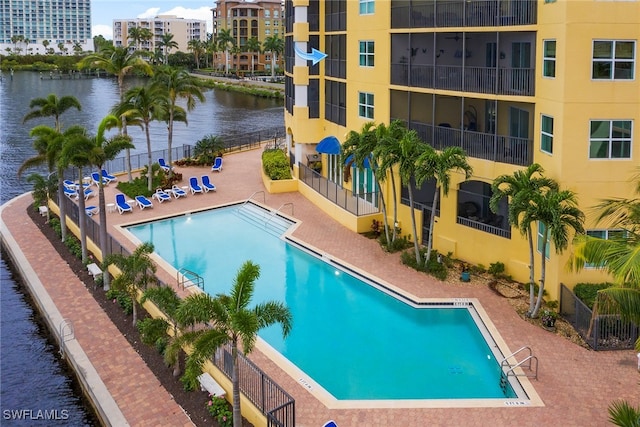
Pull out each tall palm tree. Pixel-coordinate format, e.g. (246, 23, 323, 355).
(398, 128, 427, 265)
(127, 26, 143, 50)
(216, 29, 235, 75)
(608, 399, 640, 427)
(84, 115, 135, 290)
(175, 261, 292, 427)
(158, 33, 178, 64)
(104, 242, 157, 326)
(245, 37, 262, 75)
(263, 35, 283, 79)
(187, 39, 204, 69)
(121, 83, 168, 191)
(22, 94, 81, 243)
(490, 164, 559, 315)
(205, 34, 220, 70)
(569, 168, 640, 350)
(522, 187, 585, 317)
(415, 145, 473, 265)
(152, 67, 205, 171)
(80, 46, 153, 180)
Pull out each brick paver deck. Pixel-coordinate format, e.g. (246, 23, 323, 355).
(3, 146, 638, 426)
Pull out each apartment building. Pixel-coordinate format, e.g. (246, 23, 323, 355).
(283, 0, 640, 301)
(0, 0, 92, 54)
(113, 15, 207, 54)
(212, 0, 284, 72)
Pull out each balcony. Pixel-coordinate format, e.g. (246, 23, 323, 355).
(391, 63, 534, 96)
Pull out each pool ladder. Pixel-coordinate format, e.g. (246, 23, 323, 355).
(265, 203, 294, 226)
(499, 346, 538, 392)
(177, 268, 204, 290)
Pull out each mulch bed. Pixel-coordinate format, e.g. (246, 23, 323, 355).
(27, 206, 254, 427)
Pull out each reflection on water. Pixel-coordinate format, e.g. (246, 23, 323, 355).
(0, 70, 283, 423)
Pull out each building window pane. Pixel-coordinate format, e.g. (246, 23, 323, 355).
(543, 40, 556, 77)
(592, 40, 635, 80)
(359, 0, 375, 14)
(589, 120, 632, 159)
(541, 114, 553, 154)
(358, 92, 374, 119)
(359, 40, 374, 67)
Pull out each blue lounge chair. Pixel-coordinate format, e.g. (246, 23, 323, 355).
(211, 156, 223, 172)
(85, 205, 99, 217)
(63, 179, 77, 190)
(201, 175, 216, 192)
(170, 185, 187, 198)
(189, 177, 203, 195)
(158, 158, 173, 172)
(91, 172, 104, 187)
(101, 169, 117, 183)
(63, 186, 78, 199)
(323, 421, 338, 427)
(81, 187, 95, 200)
(152, 188, 172, 203)
(135, 195, 154, 210)
(115, 193, 132, 214)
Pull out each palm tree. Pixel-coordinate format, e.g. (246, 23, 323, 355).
(84, 115, 135, 290)
(121, 83, 168, 191)
(245, 37, 262, 75)
(522, 187, 584, 317)
(140, 286, 183, 376)
(397, 128, 427, 265)
(415, 145, 473, 265)
(216, 29, 235, 75)
(158, 33, 178, 64)
(263, 35, 283, 79)
(152, 67, 205, 171)
(80, 46, 152, 180)
(187, 39, 204, 69)
(175, 261, 292, 427)
(206, 34, 220, 70)
(42, 39, 50, 54)
(608, 400, 640, 427)
(22, 94, 81, 242)
(569, 168, 640, 350)
(26, 172, 57, 222)
(104, 242, 157, 326)
(490, 164, 559, 315)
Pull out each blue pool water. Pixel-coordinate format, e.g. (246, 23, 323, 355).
(127, 204, 516, 400)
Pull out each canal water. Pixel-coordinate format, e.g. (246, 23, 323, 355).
(0, 70, 283, 424)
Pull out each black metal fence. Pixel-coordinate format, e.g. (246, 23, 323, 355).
(299, 164, 380, 216)
(560, 284, 638, 351)
(214, 345, 295, 427)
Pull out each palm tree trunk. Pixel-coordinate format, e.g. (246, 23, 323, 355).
(123, 119, 133, 181)
(390, 171, 399, 242)
(78, 168, 88, 263)
(57, 175, 67, 242)
(271, 54, 276, 78)
(526, 226, 536, 316)
(145, 123, 153, 192)
(97, 179, 110, 290)
(132, 297, 137, 327)
(407, 185, 422, 265)
(231, 342, 242, 427)
(167, 109, 174, 171)
(372, 166, 391, 244)
(531, 229, 549, 317)
(425, 188, 440, 264)
(225, 50, 230, 75)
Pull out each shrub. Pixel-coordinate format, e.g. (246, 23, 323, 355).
(106, 288, 133, 315)
(64, 235, 82, 259)
(262, 149, 292, 180)
(379, 234, 411, 253)
(136, 317, 169, 347)
(49, 217, 62, 238)
(401, 249, 448, 280)
(154, 337, 168, 355)
(488, 261, 505, 277)
(194, 135, 225, 164)
(206, 395, 232, 427)
(573, 282, 614, 309)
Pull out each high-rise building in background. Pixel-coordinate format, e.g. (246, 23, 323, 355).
(212, 0, 284, 74)
(0, 0, 92, 54)
(283, 0, 640, 302)
(113, 15, 207, 56)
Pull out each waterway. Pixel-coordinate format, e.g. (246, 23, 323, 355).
(0, 70, 284, 424)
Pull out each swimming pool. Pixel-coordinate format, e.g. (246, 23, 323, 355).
(126, 203, 534, 405)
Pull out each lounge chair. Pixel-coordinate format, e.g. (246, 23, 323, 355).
(63, 186, 78, 199)
(63, 179, 78, 190)
(80, 187, 95, 200)
(170, 185, 187, 198)
(85, 205, 99, 217)
(135, 195, 154, 210)
(322, 421, 338, 427)
(158, 158, 173, 172)
(201, 175, 216, 192)
(101, 169, 117, 182)
(152, 188, 172, 203)
(211, 156, 223, 172)
(91, 172, 106, 186)
(115, 193, 132, 214)
(189, 176, 203, 195)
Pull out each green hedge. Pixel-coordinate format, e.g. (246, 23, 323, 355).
(573, 282, 614, 309)
(262, 149, 292, 180)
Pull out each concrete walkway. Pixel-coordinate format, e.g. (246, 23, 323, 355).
(2, 145, 638, 426)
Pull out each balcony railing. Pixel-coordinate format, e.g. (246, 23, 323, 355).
(391, 64, 535, 96)
(391, 0, 537, 29)
(409, 122, 533, 167)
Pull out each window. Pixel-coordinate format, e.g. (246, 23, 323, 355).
(325, 80, 346, 126)
(585, 230, 627, 268)
(358, 92, 374, 119)
(359, 0, 375, 14)
(542, 40, 556, 77)
(592, 40, 635, 80)
(537, 222, 550, 259)
(265, 20, 270, 26)
(264, 9, 270, 18)
(359, 40, 374, 67)
(541, 115, 553, 154)
(589, 120, 632, 159)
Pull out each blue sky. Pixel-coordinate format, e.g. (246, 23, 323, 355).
(91, 0, 215, 39)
